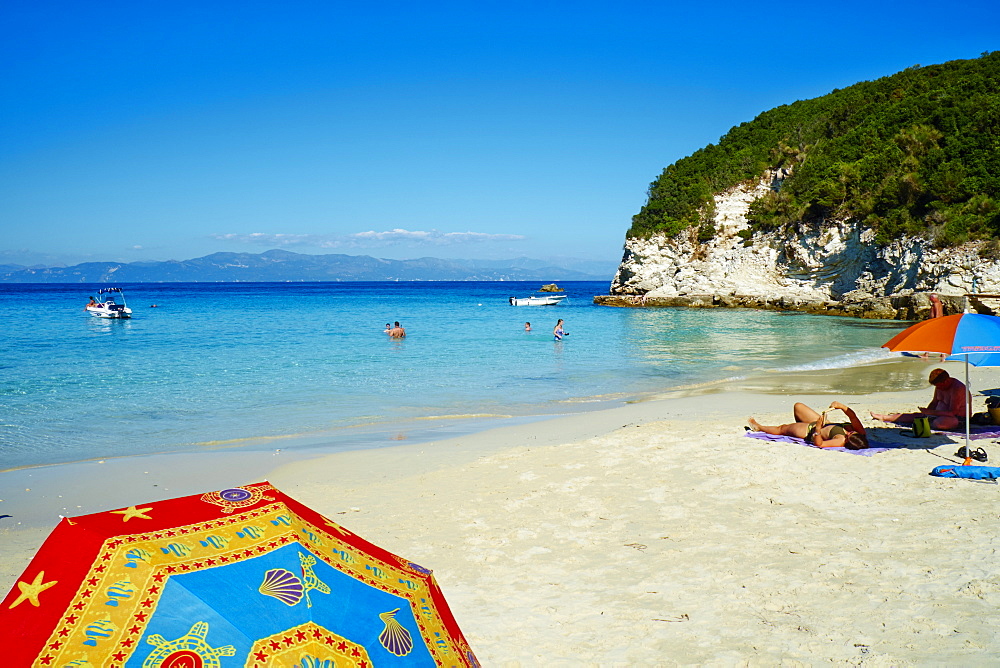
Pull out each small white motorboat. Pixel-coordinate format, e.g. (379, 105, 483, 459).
(509, 294, 567, 306)
(85, 287, 133, 319)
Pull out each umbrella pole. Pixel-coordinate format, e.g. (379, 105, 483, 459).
(963, 358, 973, 466)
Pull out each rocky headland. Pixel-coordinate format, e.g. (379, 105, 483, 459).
(597, 173, 1000, 320)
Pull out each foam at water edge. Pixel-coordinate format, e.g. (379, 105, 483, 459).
(776, 347, 901, 373)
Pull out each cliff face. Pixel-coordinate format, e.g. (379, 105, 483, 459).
(611, 174, 1000, 308)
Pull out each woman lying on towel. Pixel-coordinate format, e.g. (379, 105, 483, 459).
(748, 401, 869, 449)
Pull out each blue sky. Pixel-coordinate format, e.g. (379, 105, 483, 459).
(2, 1, 997, 268)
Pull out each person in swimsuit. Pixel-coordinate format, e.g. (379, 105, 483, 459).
(870, 368, 966, 431)
(553, 319, 566, 341)
(748, 401, 869, 449)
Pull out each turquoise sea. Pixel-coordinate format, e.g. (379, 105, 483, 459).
(1, 282, 906, 470)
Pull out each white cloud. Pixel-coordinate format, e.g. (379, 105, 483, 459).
(349, 229, 524, 244)
(212, 229, 526, 249)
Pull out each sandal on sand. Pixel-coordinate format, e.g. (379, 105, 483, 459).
(955, 446, 988, 462)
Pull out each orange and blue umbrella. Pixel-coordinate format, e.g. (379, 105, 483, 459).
(883, 313, 1000, 462)
(882, 313, 1000, 356)
(0, 481, 479, 667)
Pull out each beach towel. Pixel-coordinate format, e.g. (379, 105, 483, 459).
(930, 464, 1000, 479)
(744, 431, 899, 456)
(935, 427, 1000, 440)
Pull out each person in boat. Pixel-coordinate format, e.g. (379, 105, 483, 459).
(389, 321, 406, 338)
(85, 296, 97, 309)
(553, 319, 567, 341)
(870, 368, 967, 431)
(748, 401, 869, 449)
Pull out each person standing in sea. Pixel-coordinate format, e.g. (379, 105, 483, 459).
(922, 293, 945, 360)
(929, 293, 944, 319)
(389, 321, 406, 338)
(553, 319, 567, 341)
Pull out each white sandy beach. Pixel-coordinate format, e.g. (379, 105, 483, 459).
(3, 357, 1000, 665)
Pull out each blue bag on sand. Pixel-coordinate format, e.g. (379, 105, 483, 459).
(930, 465, 1000, 479)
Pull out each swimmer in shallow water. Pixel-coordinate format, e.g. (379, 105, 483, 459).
(553, 319, 567, 341)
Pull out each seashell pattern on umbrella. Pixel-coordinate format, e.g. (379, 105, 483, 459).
(378, 608, 413, 656)
(258, 568, 304, 606)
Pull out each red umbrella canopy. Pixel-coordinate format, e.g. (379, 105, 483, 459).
(0, 482, 478, 667)
(882, 313, 1000, 355)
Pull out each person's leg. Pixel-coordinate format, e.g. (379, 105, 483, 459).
(870, 411, 918, 424)
(931, 415, 959, 430)
(793, 402, 821, 423)
(748, 418, 809, 438)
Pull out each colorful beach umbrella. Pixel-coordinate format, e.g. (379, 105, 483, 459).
(882, 313, 1000, 356)
(945, 352, 1000, 367)
(883, 313, 1000, 462)
(0, 481, 478, 667)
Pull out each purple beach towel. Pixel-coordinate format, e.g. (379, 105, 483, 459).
(935, 427, 1000, 440)
(744, 431, 901, 456)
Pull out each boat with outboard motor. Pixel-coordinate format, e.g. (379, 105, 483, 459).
(509, 294, 567, 306)
(85, 287, 133, 319)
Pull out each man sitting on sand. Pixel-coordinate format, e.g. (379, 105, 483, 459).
(870, 368, 967, 431)
(749, 401, 868, 449)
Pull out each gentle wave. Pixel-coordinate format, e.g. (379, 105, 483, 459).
(774, 347, 900, 373)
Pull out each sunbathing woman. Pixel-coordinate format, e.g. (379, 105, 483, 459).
(748, 401, 869, 449)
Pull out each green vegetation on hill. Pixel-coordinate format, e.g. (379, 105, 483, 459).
(629, 52, 1000, 247)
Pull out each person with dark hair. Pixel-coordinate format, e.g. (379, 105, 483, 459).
(749, 401, 869, 449)
(870, 368, 967, 431)
(553, 319, 567, 341)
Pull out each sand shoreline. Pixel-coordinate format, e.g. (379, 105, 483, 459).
(4, 357, 1000, 663)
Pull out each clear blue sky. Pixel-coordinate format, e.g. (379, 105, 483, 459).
(2, 1, 997, 267)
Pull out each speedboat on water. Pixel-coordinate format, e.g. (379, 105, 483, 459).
(509, 294, 567, 306)
(85, 287, 133, 319)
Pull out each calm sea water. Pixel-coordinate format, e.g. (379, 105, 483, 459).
(1, 282, 904, 469)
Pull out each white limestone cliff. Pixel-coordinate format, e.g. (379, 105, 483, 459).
(611, 174, 1000, 301)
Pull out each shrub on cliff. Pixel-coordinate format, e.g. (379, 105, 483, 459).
(628, 52, 1000, 246)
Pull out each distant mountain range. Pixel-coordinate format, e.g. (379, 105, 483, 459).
(0, 249, 617, 283)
